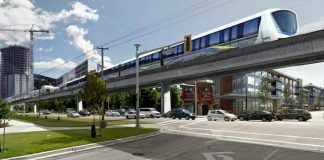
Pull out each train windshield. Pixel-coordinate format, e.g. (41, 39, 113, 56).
(272, 10, 297, 34)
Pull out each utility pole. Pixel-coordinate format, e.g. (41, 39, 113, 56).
(96, 46, 109, 122)
(96, 46, 109, 78)
(134, 44, 141, 128)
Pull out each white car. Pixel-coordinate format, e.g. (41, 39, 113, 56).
(139, 108, 161, 118)
(125, 111, 145, 119)
(105, 110, 120, 117)
(67, 111, 80, 118)
(207, 109, 237, 121)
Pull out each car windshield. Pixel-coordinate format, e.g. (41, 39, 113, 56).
(182, 109, 191, 114)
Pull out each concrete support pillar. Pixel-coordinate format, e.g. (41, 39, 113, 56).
(78, 101, 83, 111)
(10, 105, 14, 112)
(161, 82, 171, 114)
(33, 104, 37, 114)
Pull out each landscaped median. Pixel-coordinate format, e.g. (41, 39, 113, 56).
(12, 114, 148, 127)
(0, 127, 159, 159)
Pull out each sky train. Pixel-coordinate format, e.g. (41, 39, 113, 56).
(67, 8, 298, 88)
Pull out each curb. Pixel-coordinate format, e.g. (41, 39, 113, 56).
(6, 129, 163, 160)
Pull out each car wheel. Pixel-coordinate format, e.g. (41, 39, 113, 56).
(150, 114, 154, 118)
(192, 117, 195, 120)
(163, 115, 166, 118)
(261, 117, 267, 122)
(172, 116, 176, 119)
(185, 116, 189, 120)
(207, 117, 212, 121)
(178, 117, 181, 120)
(224, 117, 230, 121)
(274, 116, 280, 121)
(298, 116, 305, 121)
(126, 116, 129, 119)
(239, 117, 244, 121)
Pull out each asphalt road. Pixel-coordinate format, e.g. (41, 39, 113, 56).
(50, 111, 324, 160)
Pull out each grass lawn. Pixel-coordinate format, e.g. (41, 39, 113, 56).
(12, 114, 148, 127)
(0, 127, 158, 159)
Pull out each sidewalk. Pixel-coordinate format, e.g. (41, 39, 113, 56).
(1, 120, 156, 134)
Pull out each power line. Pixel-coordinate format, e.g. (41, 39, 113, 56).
(36, 0, 234, 76)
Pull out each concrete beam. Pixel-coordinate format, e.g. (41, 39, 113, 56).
(160, 82, 171, 114)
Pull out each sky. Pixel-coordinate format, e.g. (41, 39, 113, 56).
(0, 0, 323, 87)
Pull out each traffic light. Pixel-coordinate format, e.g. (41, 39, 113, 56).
(184, 34, 192, 53)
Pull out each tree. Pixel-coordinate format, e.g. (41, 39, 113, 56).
(0, 99, 10, 152)
(283, 84, 293, 104)
(78, 71, 107, 137)
(257, 77, 272, 110)
(140, 88, 160, 109)
(171, 86, 183, 108)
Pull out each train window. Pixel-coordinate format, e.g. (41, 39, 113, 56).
(238, 23, 244, 38)
(231, 25, 238, 40)
(223, 28, 231, 42)
(209, 32, 220, 46)
(243, 18, 260, 37)
(193, 39, 200, 51)
(200, 36, 207, 48)
(177, 44, 184, 55)
(272, 11, 297, 34)
(153, 52, 159, 60)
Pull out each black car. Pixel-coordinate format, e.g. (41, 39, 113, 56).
(170, 108, 196, 120)
(78, 110, 90, 116)
(162, 110, 172, 118)
(42, 110, 51, 115)
(238, 110, 275, 122)
(275, 109, 312, 121)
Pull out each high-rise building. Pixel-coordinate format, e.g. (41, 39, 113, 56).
(0, 45, 32, 98)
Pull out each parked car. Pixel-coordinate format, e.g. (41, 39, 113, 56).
(238, 110, 275, 122)
(140, 108, 161, 118)
(207, 109, 237, 121)
(42, 110, 51, 115)
(170, 108, 196, 120)
(67, 111, 80, 118)
(162, 110, 172, 118)
(116, 109, 126, 116)
(275, 109, 312, 121)
(125, 111, 145, 119)
(106, 110, 121, 117)
(78, 110, 90, 116)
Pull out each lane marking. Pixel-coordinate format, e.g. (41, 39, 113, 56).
(158, 120, 182, 125)
(263, 148, 279, 160)
(179, 119, 206, 128)
(179, 126, 324, 141)
(203, 152, 234, 160)
(167, 129, 324, 153)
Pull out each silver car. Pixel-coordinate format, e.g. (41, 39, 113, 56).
(139, 108, 161, 118)
(125, 111, 145, 119)
(67, 111, 80, 118)
(207, 109, 237, 121)
(105, 110, 120, 117)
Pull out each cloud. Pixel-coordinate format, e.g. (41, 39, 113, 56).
(37, 47, 53, 52)
(0, 0, 99, 45)
(66, 25, 113, 68)
(34, 58, 77, 69)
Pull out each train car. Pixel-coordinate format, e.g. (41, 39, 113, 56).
(68, 8, 298, 89)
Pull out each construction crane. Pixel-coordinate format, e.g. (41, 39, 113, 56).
(0, 25, 49, 95)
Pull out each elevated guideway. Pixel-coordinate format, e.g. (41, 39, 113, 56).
(10, 30, 324, 113)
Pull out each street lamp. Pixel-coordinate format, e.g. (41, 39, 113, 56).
(134, 43, 141, 128)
